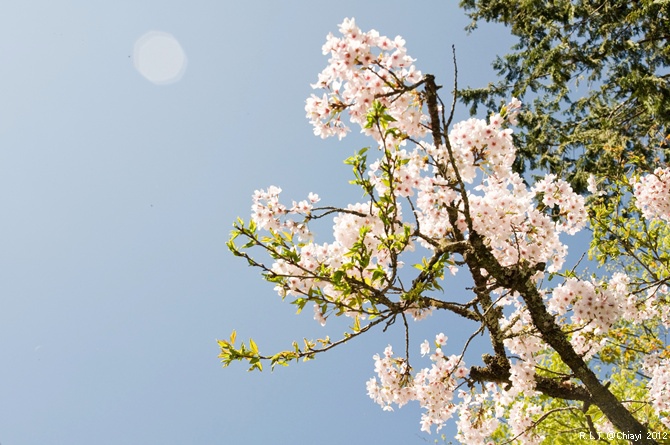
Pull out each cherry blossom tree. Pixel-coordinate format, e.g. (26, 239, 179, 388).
(220, 19, 669, 444)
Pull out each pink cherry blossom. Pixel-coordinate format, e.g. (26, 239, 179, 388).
(634, 167, 670, 222)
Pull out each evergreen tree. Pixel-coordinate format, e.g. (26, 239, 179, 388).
(459, 0, 670, 191)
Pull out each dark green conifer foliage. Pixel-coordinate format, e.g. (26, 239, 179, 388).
(459, 0, 670, 191)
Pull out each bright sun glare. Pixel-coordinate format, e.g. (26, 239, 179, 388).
(133, 31, 187, 85)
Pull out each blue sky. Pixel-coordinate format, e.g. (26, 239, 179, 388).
(0, 2, 530, 444)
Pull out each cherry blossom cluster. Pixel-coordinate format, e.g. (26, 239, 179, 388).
(303, 19, 588, 273)
(507, 402, 544, 445)
(453, 378, 544, 444)
(364, 111, 588, 272)
(466, 172, 584, 272)
(533, 174, 587, 235)
(475, 302, 547, 443)
(633, 167, 670, 222)
(618, 279, 670, 330)
(305, 17, 426, 142)
(455, 389, 506, 443)
(251, 185, 287, 232)
(454, 385, 500, 444)
(444, 114, 516, 182)
(500, 301, 545, 387)
(252, 187, 411, 319)
(650, 284, 670, 329)
(331, 201, 406, 264)
(251, 185, 319, 240)
(546, 274, 632, 357)
(412, 111, 583, 272)
(367, 332, 548, 441)
(366, 335, 468, 433)
(366, 345, 415, 411)
(643, 354, 670, 428)
(368, 147, 426, 198)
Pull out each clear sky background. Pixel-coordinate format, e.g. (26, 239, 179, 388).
(0, 2, 540, 444)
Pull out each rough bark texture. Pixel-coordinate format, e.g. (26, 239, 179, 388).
(422, 75, 658, 444)
(470, 232, 657, 444)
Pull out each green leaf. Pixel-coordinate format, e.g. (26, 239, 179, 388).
(352, 316, 361, 333)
